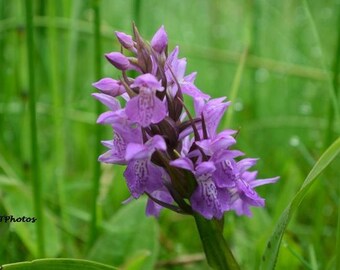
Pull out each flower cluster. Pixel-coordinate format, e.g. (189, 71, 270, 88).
(92, 24, 278, 219)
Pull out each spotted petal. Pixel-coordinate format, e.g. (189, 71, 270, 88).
(125, 88, 166, 127)
(124, 160, 163, 198)
(190, 162, 229, 219)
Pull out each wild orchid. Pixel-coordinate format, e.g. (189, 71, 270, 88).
(92, 24, 279, 269)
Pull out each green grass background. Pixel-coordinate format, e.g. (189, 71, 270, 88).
(0, 0, 339, 269)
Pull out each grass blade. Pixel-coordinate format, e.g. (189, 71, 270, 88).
(89, 0, 103, 248)
(224, 47, 248, 127)
(260, 136, 340, 270)
(24, 0, 45, 257)
(325, 8, 340, 147)
(301, 0, 340, 147)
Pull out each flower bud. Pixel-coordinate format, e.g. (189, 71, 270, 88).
(105, 52, 130, 70)
(151, 25, 168, 53)
(115, 31, 135, 50)
(92, 78, 125, 96)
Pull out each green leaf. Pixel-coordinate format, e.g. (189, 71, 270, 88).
(260, 137, 340, 270)
(1, 258, 117, 270)
(122, 250, 152, 270)
(88, 199, 159, 270)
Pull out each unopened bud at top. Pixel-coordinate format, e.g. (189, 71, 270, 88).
(115, 31, 135, 50)
(151, 25, 168, 53)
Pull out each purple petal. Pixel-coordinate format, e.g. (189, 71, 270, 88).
(130, 73, 163, 91)
(214, 160, 238, 188)
(125, 143, 148, 161)
(150, 55, 158, 76)
(99, 109, 131, 126)
(151, 25, 168, 53)
(190, 173, 224, 219)
(147, 135, 167, 151)
(125, 135, 166, 161)
(236, 178, 264, 206)
(124, 160, 148, 198)
(115, 31, 135, 49)
(146, 188, 173, 217)
(212, 150, 244, 164)
(92, 93, 121, 111)
(249, 176, 280, 188)
(174, 58, 187, 81)
(124, 160, 163, 198)
(193, 97, 205, 116)
(98, 128, 131, 165)
(105, 52, 130, 70)
(92, 78, 126, 96)
(125, 89, 166, 127)
(195, 161, 216, 176)
(196, 135, 236, 156)
(230, 199, 253, 217)
(181, 82, 210, 100)
(166, 46, 179, 66)
(197, 98, 231, 136)
(113, 120, 142, 145)
(184, 72, 197, 84)
(97, 111, 119, 124)
(237, 158, 258, 173)
(98, 149, 125, 164)
(170, 157, 194, 171)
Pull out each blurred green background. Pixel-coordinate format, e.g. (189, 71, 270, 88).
(0, 0, 339, 269)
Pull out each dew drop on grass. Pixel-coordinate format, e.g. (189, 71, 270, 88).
(255, 68, 269, 83)
(299, 102, 312, 115)
(234, 101, 243, 112)
(289, 136, 300, 147)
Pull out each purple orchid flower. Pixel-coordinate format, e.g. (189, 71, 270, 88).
(124, 135, 167, 198)
(125, 73, 166, 127)
(92, 24, 279, 218)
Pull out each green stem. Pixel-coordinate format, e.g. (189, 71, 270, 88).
(89, 0, 102, 248)
(24, 0, 45, 257)
(194, 213, 240, 270)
